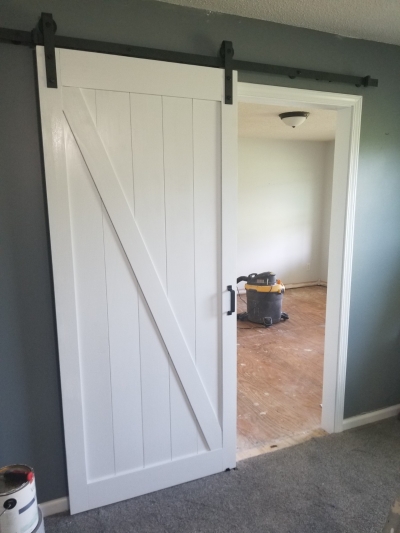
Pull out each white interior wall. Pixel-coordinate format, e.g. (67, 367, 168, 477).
(238, 138, 334, 287)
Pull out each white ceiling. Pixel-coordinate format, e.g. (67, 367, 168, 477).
(155, 0, 400, 46)
(239, 103, 337, 141)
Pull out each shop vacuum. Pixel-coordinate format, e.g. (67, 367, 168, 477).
(236, 271, 289, 327)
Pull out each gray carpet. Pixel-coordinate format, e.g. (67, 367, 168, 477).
(45, 418, 400, 533)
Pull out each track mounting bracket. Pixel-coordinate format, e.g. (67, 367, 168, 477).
(220, 41, 234, 105)
(38, 13, 57, 88)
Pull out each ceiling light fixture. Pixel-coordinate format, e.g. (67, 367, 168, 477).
(279, 111, 310, 128)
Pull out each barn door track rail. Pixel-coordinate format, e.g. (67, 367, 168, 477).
(0, 12, 378, 101)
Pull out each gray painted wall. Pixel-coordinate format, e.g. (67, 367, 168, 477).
(1, 0, 400, 502)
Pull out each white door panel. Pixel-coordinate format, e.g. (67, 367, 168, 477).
(37, 46, 237, 514)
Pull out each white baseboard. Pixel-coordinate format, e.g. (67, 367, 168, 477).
(285, 280, 327, 289)
(39, 496, 69, 517)
(342, 404, 400, 431)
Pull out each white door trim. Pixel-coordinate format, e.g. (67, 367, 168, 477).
(237, 82, 363, 433)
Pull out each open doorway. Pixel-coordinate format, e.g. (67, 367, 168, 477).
(235, 83, 362, 461)
(236, 102, 336, 459)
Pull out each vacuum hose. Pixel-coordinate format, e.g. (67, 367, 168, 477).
(236, 276, 248, 284)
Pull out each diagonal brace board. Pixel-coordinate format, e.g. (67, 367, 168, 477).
(62, 87, 222, 451)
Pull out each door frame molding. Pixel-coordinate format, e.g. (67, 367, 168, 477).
(237, 82, 363, 433)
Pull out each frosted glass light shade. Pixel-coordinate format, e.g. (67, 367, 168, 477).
(279, 111, 310, 128)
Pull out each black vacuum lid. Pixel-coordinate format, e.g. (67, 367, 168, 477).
(247, 272, 276, 286)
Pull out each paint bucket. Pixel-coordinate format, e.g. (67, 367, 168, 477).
(0, 465, 39, 533)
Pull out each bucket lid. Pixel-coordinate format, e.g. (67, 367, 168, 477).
(0, 465, 33, 496)
(247, 272, 276, 286)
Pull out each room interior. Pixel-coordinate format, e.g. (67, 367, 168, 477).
(236, 103, 336, 459)
(1, 0, 400, 532)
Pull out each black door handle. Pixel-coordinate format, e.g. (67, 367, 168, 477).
(227, 285, 235, 315)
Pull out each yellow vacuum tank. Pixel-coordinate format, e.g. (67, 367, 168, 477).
(237, 272, 289, 327)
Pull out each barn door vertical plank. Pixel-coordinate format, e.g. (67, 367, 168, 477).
(163, 96, 199, 458)
(130, 92, 172, 466)
(96, 90, 144, 473)
(81, 89, 96, 123)
(65, 88, 115, 480)
(193, 100, 223, 452)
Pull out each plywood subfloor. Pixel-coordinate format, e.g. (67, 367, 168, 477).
(237, 286, 327, 460)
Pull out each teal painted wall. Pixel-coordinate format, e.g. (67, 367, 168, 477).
(1, 0, 399, 502)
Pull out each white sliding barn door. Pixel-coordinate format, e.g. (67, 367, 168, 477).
(36, 47, 237, 514)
